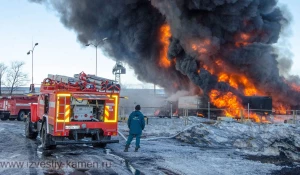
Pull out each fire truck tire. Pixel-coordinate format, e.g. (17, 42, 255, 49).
(17, 111, 26, 121)
(1, 114, 10, 121)
(25, 113, 38, 139)
(41, 123, 56, 150)
(92, 135, 111, 148)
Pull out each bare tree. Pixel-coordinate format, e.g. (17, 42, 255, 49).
(0, 63, 7, 95)
(6, 61, 29, 95)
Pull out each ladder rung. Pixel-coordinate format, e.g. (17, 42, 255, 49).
(56, 96, 67, 133)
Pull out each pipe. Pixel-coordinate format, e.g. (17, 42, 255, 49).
(118, 123, 202, 142)
(118, 131, 128, 141)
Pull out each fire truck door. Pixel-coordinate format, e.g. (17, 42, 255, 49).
(4, 100, 8, 110)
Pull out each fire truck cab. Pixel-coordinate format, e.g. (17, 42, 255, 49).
(0, 95, 37, 121)
(25, 72, 120, 149)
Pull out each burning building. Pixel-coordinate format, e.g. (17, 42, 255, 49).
(31, 0, 300, 121)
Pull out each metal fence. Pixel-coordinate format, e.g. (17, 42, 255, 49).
(179, 108, 300, 124)
(118, 106, 160, 118)
(118, 106, 300, 125)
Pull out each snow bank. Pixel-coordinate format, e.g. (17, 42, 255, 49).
(176, 121, 300, 160)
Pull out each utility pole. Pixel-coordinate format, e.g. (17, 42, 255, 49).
(86, 38, 107, 76)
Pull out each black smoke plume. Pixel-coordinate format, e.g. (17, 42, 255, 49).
(30, 0, 300, 107)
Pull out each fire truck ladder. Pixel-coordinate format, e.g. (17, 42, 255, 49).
(55, 95, 69, 133)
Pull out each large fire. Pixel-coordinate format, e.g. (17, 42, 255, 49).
(192, 36, 274, 122)
(203, 58, 262, 97)
(209, 90, 261, 122)
(159, 24, 172, 68)
(209, 90, 243, 117)
(162, 23, 292, 122)
(189, 36, 265, 121)
(217, 72, 260, 96)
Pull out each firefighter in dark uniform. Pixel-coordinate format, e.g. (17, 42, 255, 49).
(124, 105, 145, 152)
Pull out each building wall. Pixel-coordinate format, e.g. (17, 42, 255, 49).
(119, 89, 166, 116)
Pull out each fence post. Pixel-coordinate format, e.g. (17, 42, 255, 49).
(240, 109, 244, 122)
(296, 110, 298, 126)
(184, 109, 188, 126)
(184, 109, 186, 126)
(247, 103, 250, 120)
(170, 102, 173, 118)
(293, 110, 296, 124)
(208, 102, 210, 120)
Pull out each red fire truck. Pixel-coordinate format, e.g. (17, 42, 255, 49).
(0, 95, 37, 121)
(25, 72, 120, 149)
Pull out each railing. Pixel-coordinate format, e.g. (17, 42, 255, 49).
(43, 72, 121, 93)
(118, 106, 300, 125)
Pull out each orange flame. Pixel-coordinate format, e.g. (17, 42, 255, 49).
(186, 32, 296, 123)
(209, 90, 243, 117)
(235, 33, 251, 47)
(203, 65, 214, 74)
(274, 103, 291, 115)
(215, 59, 223, 66)
(216, 72, 259, 96)
(241, 33, 251, 40)
(289, 82, 300, 92)
(192, 39, 211, 54)
(159, 24, 172, 68)
(271, 80, 300, 114)
(209, 89, 261, 122)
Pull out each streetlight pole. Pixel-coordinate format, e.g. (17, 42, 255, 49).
(27, 43, 38, 93)
(86, 38, 107, 76)
(96, 45, 98, 76)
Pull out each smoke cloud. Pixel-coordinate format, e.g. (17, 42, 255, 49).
(30, 0, 300, 108)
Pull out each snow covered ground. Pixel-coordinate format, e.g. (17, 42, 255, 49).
(112, 116, 300, 174)
(176, 118, 300, 160)
(2, 117, 299, 174)
(118, 117, 196, 138)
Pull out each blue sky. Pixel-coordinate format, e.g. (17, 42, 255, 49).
(0, 0, 299, 87)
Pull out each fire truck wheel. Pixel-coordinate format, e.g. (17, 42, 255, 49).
(92, 135, 111, 148)
(1, 114, 9, 121)
(17, 111, 26, 121)
(41, 123, 56, 150)
(25, 114, 38, 139)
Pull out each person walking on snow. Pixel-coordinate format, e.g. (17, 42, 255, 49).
(124, 105, 145, 152)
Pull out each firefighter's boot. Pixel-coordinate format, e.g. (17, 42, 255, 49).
(134, 146, 140, 152)
(124, 145, 129, 152)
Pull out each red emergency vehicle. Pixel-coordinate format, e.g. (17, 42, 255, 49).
(0, 95, 37, 121)
(25, 72, 120, 149)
